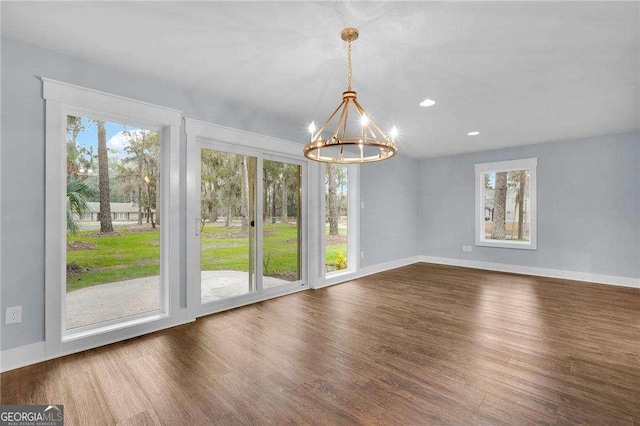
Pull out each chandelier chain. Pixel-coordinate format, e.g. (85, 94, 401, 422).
(347, 37, 352, 91)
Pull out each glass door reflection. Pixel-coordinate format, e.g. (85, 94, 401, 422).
(262, 159, 301, 287)
(200, 148, 257, 303)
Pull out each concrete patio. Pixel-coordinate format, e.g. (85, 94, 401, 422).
(66, 271, 289, 329)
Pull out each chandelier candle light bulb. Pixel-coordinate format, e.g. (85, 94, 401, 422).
(303, 27, 398, 164)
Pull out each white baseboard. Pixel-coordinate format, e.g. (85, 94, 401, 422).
(359, 256, 422, 279)
(420, 256, 640, 289)
(1, 341, 46, 372)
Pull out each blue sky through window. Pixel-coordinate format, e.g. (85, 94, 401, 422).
(485, 171, 496, 190)
(72, 117, 138, 157)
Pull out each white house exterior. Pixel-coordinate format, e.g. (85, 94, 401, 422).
(81, 202, 154, 222)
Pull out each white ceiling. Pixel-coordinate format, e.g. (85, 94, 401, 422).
(2, 1, 639, 158)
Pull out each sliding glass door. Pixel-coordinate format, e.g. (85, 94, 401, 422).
(187, 136, 305, 316)
(263, 158, 302, 286)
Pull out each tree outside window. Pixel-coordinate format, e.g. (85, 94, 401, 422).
(475, 158, 537, 250)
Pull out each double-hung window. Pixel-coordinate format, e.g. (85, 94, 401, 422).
(475, 158, 537, 250)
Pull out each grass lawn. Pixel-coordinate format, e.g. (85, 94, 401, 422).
(67, 228, 160, 292)
(200, 223, 302, 275)
(67, 222, 347, 291)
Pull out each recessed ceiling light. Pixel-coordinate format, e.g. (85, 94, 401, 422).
(419, 98, 436, 107)
(467, 131, 480, 136)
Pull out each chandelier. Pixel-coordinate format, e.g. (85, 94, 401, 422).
(303, 28, 398, 164)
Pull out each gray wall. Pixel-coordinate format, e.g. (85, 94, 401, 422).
(360, 155, 420, 268)
(0, 37, 420, 351)
(419, 132, 640, 279)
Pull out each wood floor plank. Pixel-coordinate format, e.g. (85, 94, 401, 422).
(116, 409, 161, 426)
(89, 350, 154, 424)
(62, 370, 115, 426)
(125, 354, 216, 425)
(2, 263, 639, 424)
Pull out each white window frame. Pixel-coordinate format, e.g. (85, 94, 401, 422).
(43, 79, 184, 357)
(475, 158, 537, 250)
(185, 118, 309, 319)
(317, 163, 360, 287)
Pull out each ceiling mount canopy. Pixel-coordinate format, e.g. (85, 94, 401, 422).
(304, 27, 398, 164)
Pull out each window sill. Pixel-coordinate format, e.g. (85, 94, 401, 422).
(62, 310, 168, 343)
(476, 239, 537, 250)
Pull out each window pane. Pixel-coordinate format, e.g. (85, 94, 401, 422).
(66, 116, 161, 329)
(200, 150, 257, 303)
(483, 169, 531, 241)
(263, 159, 301, 284)
(325, 164, 348, 274)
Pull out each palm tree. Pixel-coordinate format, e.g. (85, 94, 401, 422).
(67, 179, 93, 235)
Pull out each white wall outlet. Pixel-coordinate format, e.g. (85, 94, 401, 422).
(462, 246, 468, 252)
(6, 306, 22, 325)
(360, 251, 365, 259)
(360, 201, 365, 210)
(467, 245, 473, 252)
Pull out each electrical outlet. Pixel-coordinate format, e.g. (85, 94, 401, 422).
(467, 245, 473, 252)
(360, 251, 365, 259)
(360, 201, 365, 210)
(6, 306, 22, 325)
(462, 246, 468, 252)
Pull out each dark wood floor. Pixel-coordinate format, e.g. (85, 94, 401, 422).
(2, 263, 639, 425)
